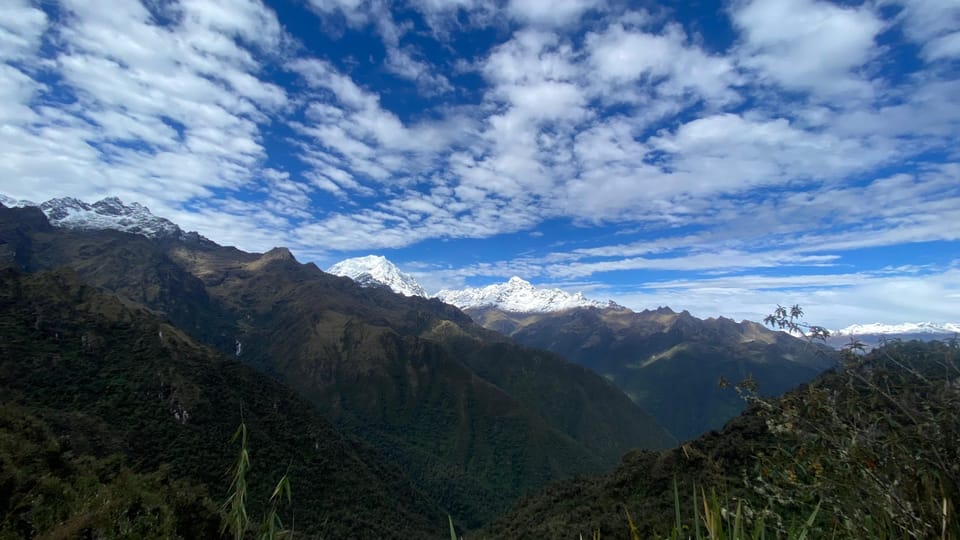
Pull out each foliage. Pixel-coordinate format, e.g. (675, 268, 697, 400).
(221, 422, 293, 540)
(751, 305, 959, 538)
(0, 267, 444, 538)
(0, 404, 222, 539)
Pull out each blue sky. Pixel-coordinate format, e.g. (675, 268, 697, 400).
(1, 0, 958, 328)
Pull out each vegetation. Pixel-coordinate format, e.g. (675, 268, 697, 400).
(752, 305, 959, 538)
(0, 267, 444, 537)
(0, 404, 221, 539)
(484, 308, 959, 539)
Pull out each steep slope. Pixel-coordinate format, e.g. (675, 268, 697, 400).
(328, 254, 427, 297)
(0, 267, 445, 538)
(0, 203, 674, 528)
(468, 305, 834, 441)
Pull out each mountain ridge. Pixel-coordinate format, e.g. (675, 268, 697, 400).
(0, 194, 209, 243)
(436, 276, 616, 312)
(327, 254, 616, 312)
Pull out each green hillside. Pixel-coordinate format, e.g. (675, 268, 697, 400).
(484, 338, 960, 539)
(0, 267, 445, 538)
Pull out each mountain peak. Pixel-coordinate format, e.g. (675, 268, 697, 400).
(328, 255, 427, 297)
(436, 277, 611, 313)
(2, 194, 205, 242)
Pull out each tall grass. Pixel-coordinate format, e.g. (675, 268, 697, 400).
(222, 421, 293, 540)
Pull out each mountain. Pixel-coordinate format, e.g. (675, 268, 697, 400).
(0, 202, 674, 529)
(465, 305, 834, 441)
(483, 339, 960, 538)
(437, 276, 614, 312)
(827, 322, 960, 349)
(0, 266, 446, 538)
(833, 322, 960, 335)
(328, 254, 427, 297)
(0, 194, 207, 242)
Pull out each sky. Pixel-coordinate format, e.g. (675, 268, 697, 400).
(1, 0, 958, 329)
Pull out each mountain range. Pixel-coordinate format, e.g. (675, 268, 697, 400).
(0, 198, 673, 531)
(827, 321, 960, 349)
(0, 196, 834, 445)
(329, 254, 834, 440)
(8, 201, 953, 336)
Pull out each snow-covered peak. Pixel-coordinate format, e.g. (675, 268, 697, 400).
(2, 194, 204, 241)
(832, 322, 960, 336)
(328, 255, 427, 297)
(436, 276, 612, 313)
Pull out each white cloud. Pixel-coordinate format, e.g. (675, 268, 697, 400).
(585, 22, 739, 104)
(0, 0, 47, 62)
(507, 0, 603, 27)
(0, 0, 293, 248)
(385, 47, 454, 94)
(608, 268, 960, 329)
(893, 0, 960, 61)
(731, 0, 884, 98)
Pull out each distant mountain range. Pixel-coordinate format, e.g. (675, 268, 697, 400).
(328, 253, 958, 351)
(329, 254, 614, 312)
(436, 276, 617, 312)
(4, 195, 956, 536)
(832, 322, 960, 335)
(826, 322, 959, 350)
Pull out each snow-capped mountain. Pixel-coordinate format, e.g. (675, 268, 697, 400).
(832, 322, 960, 336)
(1, 195, 204, 241)
(328, 255, 427, 297)
(436, 276, 613, 313)
(826, 322, 959, 350)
